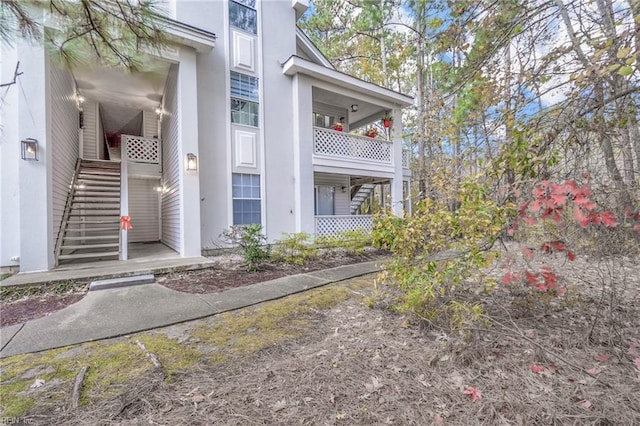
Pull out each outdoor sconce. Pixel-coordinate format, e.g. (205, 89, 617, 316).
(21, 138, 39, 161)
(186, 153, 198, 171)
(341, 186, 347, 193)
(350, 104, 359, 112)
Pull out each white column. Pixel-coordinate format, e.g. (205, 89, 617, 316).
(292, 75, 315, 234)
(177, 46, 202, 257)
(18, 37, 55, 271)
(0, 45, 22, 269)
(390, 106, 404, 217)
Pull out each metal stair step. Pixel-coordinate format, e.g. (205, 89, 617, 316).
(76, 180, 120, 186)
(74, 192, 120, 197)
(61, 243, 120, 250)
(64, 226, 120, 232)
(70, 204, 120, 209)
(63, 235, 119, 241)
(74, 187, 120, 192)
(66, 219, 120, 224)
(58, 251, 120, 260)
(77, 175, 120, 182)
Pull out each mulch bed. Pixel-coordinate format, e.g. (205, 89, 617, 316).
(0, 249, 387, 328)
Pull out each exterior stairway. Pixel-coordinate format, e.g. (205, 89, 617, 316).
(55, 160, 121, 265)
(350, 183, 376, 214)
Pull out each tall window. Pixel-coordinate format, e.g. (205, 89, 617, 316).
(231, 72, 259, 127)
(232, 173, 261, 225)
(229, 0, 257, 34)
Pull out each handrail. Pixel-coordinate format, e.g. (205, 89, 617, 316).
(119, 137, 129, 260)
(54, 158, 82, 266)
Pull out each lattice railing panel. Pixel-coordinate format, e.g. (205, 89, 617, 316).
(315, 215, 373, 236)
(314, 127, 392, 164)
(123, 135, 160, 164)
(402, 150, 411, 168)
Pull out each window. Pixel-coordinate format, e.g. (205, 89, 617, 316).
(232, 173, 261, 225)
(231, 100, 259, 127)
(231, 72, 258, 101)
(313, 113, 336, 129)
(231, 72, 259, 127)
(229, 0, 257, 34)
(314, 186, 335, 215)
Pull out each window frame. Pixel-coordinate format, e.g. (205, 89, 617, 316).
(229, 0, 257, 35)
(232, 173, 262, 225)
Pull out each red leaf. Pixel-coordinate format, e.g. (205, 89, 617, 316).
(463, 387, 482, 402)
(629, 342, 640, 356)
(525, 271, 539, 286)
(634, 224, 640, 233)
(595, 354, 610, 362)
(600, 211, 618, 227)
(540, 243, 551, 253)
(550, 241, 566, 252)
(557, 287, 566, 296)
(573, 194, 596, 211)
(522, 247, 534, 260)
(503, 272, 512, 285)
(522, 216, 537, 225)
(567, 251, 576, 261)
(531, 199, 544, 213)
(634, 357, 640, 371)
(530, 364, 545, 374)
(573, 206, 590, 227)
(580, 400, 592, 409)
(625, 206, 633, 218)
(518, 202, 529, 217)
(507, 227, 515, 236)
(586, 367, 600, 375)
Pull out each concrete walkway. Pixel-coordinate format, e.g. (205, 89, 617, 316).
(0, 262, 381, 358)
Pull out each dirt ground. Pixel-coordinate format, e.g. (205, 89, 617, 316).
(0, 249, 385, 328)
(1, 248, 639, 425)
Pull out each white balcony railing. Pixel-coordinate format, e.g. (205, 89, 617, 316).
(314, 127, 392, 164)
(122, 135, 160, 164)
(315, 215, 373, 236)
(402, 149, 411, 169)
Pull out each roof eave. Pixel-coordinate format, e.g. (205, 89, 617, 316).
(282, 56, 413, 107)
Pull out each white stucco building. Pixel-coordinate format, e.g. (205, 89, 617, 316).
(0, 0, 412, 273)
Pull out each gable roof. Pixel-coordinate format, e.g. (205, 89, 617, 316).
(295, 27, 334, 69)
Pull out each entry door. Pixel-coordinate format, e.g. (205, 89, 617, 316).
(315, 186, 335, 215)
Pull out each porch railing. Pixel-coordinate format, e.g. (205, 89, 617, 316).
(314, 127, 392, 164)
(402, 149, 411, 169)
(122, 135, 160, 164)
(315, 215, 373, 236)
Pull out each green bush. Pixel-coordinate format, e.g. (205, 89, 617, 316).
(221, 224, 271, 271)
(316, 229, 372, 255)
(273, 232, 318, 265)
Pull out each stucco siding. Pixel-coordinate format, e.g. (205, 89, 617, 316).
(49, 61, 79, 247)
(161, 64, 181, 252)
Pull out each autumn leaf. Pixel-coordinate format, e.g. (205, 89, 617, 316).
(573, 206, 590, 227)
(586, 367, 600, 375)
(599, 211, 618, 227)
(633, 357, 640, 371)
(522, 246, 534, 260)
(530, 364, 545, 374)
(463, 386, 482, 402)
(595, 354, 610, 362)
(566, 251, 576, 261)
(30, 379, 45, 388)
(580, 400, 592, 409)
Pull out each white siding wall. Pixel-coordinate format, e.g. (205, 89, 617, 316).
(82, 99, 98, 159)
(161, 64, 181, 251)
(129, 178, 160, 242)
(50, 62, 79, 245)
(314, 173, 350, 215)
(143, 110, 158, 138)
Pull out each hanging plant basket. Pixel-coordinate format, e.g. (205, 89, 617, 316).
(382, 113, 393, 128)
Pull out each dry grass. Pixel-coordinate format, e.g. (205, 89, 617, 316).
(1, 253, 639, 425)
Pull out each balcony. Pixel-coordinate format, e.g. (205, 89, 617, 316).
(313, 127, 393, 167)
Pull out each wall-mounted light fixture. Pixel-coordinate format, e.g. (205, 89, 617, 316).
(186, 153, 198, 171)
(341, 186, 348, 193)
(155, 106, 164, 117)
(350, 104, 359, 113)
(21, 138, 39, 161)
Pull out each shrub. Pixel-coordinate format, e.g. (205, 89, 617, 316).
(316, 229, 372, 255)
(273, 232, 317, 265)
(221, 224, 271, 271)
